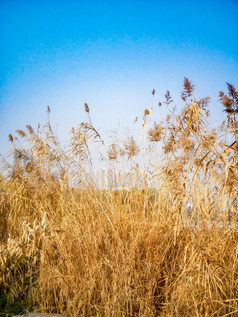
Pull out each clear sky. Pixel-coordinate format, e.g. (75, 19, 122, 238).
(0, 0, 238, 155)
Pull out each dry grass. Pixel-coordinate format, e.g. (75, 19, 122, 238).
(0, 79, 238, 316)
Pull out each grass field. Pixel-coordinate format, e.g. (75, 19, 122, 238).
(0, 79, 238, 316)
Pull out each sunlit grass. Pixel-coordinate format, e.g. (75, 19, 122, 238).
(0, 79, 238, 316)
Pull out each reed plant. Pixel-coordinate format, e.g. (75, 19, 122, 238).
(0, 79, 238, 316)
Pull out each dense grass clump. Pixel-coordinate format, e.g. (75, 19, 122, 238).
(0, 79, 238, 316)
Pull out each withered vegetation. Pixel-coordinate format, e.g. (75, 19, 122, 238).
(0, 79, 238, 316)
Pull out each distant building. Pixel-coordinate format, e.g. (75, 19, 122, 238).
(95, 168, 136, 189)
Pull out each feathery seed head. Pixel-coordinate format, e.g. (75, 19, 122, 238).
(144, 109, 150, 116)
(8, 134, 13, 142)
(84, 103, 90, 113)
(107, 144, 118, 161)
(164, 90, 173, 105)
(148, 123, 163, 142)
(15, 130, 26, 138)
(26, 125, 34, 135)
(181, 77, 195, 101)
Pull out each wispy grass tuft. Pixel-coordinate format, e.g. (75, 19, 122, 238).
(0, 78, 238, 316)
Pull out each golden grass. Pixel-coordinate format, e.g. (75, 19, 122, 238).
(0, 80, 238, 316)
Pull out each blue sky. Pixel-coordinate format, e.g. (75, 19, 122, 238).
(0, 0, 238, 154)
